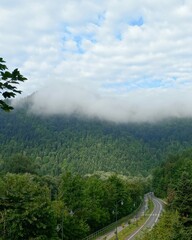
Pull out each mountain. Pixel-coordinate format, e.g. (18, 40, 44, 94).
(1, 104, 192, 176)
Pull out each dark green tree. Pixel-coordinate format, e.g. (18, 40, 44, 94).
(58, 172, 90, 238)
(0, 57, 27, 111)
(52, 200, 89, 240)
(173, 171, 192, 227)
(3, 153, 36, 174)
(83, 176, 111, 231)
(59, 172, 85, 211)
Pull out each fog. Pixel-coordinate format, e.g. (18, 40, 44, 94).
(27, 83, 192, 123)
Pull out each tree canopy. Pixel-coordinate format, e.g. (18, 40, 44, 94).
(0, 172, 148, 239)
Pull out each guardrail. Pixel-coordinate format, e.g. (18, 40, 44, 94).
(82, 199, 145, 240)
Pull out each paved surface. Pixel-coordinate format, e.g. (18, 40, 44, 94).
(125, 196, 163, 240)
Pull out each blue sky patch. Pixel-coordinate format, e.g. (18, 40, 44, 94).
(115, 32, 122, 40)
(95, 11, 106, 26)
(129, 17, 144, 26)
(61, 27, 97, 54)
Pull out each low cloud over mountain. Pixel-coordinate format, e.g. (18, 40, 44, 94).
(30, 83, 192, 123)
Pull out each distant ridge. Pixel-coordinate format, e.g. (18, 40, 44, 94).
(1, 102, 192, 176)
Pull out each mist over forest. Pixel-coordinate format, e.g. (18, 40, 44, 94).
(17, 85, 192, 123)
(2, 99, 192, 177)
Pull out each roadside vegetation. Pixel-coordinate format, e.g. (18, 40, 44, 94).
(110, 198, 154, 240)
(140, 149, 192, 239)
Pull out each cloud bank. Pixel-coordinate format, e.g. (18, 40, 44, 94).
(1, 0, 192, 122)
(30, 84, 192, 123)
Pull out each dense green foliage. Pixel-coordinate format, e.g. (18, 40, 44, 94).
(0, 171, 148, 239)
(141, 149, 192, 240)
(0, 174, 55, 240)
(1, 104, 192, 176)
(152, 149, 192, 199)
(0, 58, 27, 111)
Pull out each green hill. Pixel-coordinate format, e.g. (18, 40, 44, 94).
(1, 104, 192, 176)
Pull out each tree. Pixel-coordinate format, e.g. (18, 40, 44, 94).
(58, 173, 90, 239)
(3, 153, 36, 174)
(0, 57, 27, 111)
(52, 200, 89, 240)
(83, 176, 111, 231)
(0, 173, 56, 239)
(59, 172, 86, 211)
(173, 171, 192, 227)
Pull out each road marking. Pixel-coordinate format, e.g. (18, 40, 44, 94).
(150, 198, 162, 229)
(126, 197, 163, 240)
(153, 198, 162, 223)
(126, 199, 156, 240)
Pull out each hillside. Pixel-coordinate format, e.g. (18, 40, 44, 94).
(1, 105, 192, 176)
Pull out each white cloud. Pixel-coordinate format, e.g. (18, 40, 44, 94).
(30, 83, 192, 123)
(1, 0, 192, 121)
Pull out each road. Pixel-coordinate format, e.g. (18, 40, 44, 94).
(125, 195, 164, 240)
(95, 194, 164, 240)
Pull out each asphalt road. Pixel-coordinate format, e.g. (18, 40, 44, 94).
(95, 194, 164, 240)
(125, 195, 164, 240)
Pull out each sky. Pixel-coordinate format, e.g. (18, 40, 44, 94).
(1, 0, 192, 122)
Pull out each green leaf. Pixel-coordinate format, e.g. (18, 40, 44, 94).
(3, 91, 16, 98)
(1, 71, 12, 80)
(0, 100, 13, 111)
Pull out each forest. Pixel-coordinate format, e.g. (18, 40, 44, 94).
(1, 103, 192, 239)
(1, 102, 192, 177)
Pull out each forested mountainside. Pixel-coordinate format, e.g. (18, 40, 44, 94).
(1, 104, 192, 176)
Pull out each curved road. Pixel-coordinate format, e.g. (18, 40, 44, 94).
(125, 195, 164, 240)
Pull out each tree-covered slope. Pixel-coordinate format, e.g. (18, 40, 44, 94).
(152, 148, 192, 198)
(140, 149, 192, 240)
(1, 105, 192, 176)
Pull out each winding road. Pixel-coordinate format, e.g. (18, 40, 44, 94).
(125, 195, 164, 240)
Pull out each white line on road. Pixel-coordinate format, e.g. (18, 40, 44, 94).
(126, 201, 156, 240)
(126, 197, 163, 240)
(153, 198, 162, 223)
